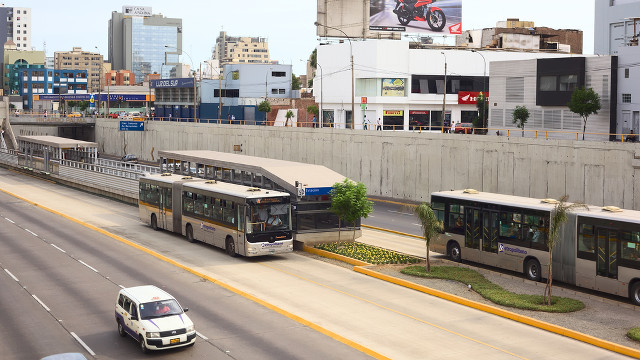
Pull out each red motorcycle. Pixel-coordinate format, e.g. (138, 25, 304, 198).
(393, 0, 446, 32)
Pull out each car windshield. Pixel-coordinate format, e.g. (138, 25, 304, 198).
(139, 299, 182, 319)
(247, 201, 291, 233)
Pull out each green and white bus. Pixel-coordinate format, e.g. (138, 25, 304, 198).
(430, 190, 640, 305)
(139, 173, 293, 257)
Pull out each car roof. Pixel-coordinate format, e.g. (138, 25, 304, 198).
(120, 285, 174, 303)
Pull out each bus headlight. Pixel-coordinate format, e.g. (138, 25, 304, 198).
(146, 331, 160, 338)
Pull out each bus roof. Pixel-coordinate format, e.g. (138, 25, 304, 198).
(141, 173, 290, 200)
(432, 190, 640, 224)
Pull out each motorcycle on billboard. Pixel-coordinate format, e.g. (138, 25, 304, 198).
(392, 0, 446, 32)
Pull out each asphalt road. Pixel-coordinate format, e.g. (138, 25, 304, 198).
(366, 199, 421, 236)
(0, 168, 632, 359)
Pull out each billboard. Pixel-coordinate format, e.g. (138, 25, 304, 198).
(369, 0, 462, 35)
(123, 6, 152, 17)
(382, 78, 406, 97)
(458, 91, 488, 105)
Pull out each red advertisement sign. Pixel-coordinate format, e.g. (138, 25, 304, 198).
(409, 111, 429, 115)
(458, 91, 488, 104)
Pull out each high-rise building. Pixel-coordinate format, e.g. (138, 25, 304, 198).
(54, 47, 104, 93)
(594, 0, 640, 55)
(0, 5, 31, 53)
(213, 31, 271, 67)
(109, 6, 182, 83)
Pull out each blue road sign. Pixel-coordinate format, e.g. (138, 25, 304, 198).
(304, 187, 333, 196)
(119, 121, 145, 131)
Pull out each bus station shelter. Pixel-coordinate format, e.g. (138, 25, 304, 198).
(17, 135, 98, 173)
(158, 150, 350, 243)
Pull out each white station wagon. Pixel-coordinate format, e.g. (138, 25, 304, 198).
(115, 285, 196, 353)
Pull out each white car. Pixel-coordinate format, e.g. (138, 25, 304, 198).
(115, 285, 196, 353)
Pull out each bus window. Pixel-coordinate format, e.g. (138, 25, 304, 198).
(621, 231, 640, 263)
(432, 202, 445, 223)
(448, 204, 464, 234)
(164, 188, 172, 210)
(203, 197, 213, 218)
(525, 215, 548, 250)
(183, 192, 194, 214)
(213, 199, 223, 221)
(500, 211, 522, 242)
(578, 224, 595, 257)
(194, 194, 204, 216)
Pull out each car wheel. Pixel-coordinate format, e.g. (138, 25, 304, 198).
(186, 224, 195, 243)
(449, 242, 461, 262)
(117, 320, 126, 337)
(630, 282, 640, 306)
(151, 214, 158, 231)
(226, 237, 236, 257)
(525, 259, 542, 282)
(140, 336, 148, 353)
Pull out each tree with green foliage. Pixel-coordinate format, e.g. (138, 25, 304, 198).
(78, 101, 90, 112)
(310, 48, 317, 69)
(306, 105, 318, 116)
(285, 110, 294, 127)
(258, 100, 271, 124)
(330, 178, 373, 242)
(545, 195, 588, 305)
(474, 92, 488, 132)
(512, 105, 530, 137)
(568, 87, 601, 140)
(291, 74, 301, 90)
(415, 203, 443, 272)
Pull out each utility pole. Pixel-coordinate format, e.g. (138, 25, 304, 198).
(441, 52, 447, 133)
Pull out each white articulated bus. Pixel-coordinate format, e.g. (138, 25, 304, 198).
(430, 190, 640, 305)
(139, 173, 293, 257)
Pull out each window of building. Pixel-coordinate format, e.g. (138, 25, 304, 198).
(558, 74, 578, 91)
(272, 71, 286, 77)
(271, 89, 278, 94)
(622, 93, 632, 103)
(539, 76, 556, 91)
(16, 30, 20, 34)
(625, 68, 630, 78)
(279, 89, 285, 94)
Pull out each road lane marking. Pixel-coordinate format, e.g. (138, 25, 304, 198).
(259, 261, 528, 360)
(25, 229, 38, 237)
(386, 210, 414, 216)
(412, 223, 422, 227)
(50, 244, 66, 253)
(196, 331, 208, 340)
(4, 217, 15, 223)
(32, 295, 51, 312)
(78, 260, 99, 273)
(71, 332, 96, 356)
(4, 269, 19, 282)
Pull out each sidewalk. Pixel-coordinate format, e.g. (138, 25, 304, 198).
(351, 227, 640, 352)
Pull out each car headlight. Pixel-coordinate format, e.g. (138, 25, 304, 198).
(146, 332, 160, 338)
(185, 325, 195, 333)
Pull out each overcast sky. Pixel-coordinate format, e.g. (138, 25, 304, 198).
(25, 0, 596, 75)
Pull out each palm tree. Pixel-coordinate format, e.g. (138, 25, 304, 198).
(415, 203, 443, 272)
(545, 195, 588, 305)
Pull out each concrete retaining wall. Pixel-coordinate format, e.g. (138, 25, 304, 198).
(94, 119, 640, 210)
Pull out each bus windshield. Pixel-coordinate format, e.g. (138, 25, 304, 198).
(247, 201, 290, 233)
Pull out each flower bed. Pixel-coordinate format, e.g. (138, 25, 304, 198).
(315, 242, 420, 265)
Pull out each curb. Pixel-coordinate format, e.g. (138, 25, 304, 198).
(361, 224, 423, 239)
(304, 246, 640, 359)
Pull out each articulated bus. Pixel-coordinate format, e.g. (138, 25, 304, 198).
(430, 190, 640, 305)
(139, 173, 293, 257)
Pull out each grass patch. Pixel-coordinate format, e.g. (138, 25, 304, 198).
(628, 327, 640, 342)
(315, 242, 420, 265)
(402, 265, 585, 313)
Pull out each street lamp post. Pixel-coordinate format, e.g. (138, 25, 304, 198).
(441, 51, 447, 132)
(471, 49, 487, 130)
(165, 45, 197, 122)
(314, 21, 354, 129)
(95, 46, 102, 116)
(316, 62, 323, 128)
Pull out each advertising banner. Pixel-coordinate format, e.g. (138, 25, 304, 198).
(151, 78, 195, 88)
(458, 91, 488, 105)
(383, 110, 403, 116)
(381, 78, 406, 97)
(369, 0, 462, 35)
(123, 6, 152, 17)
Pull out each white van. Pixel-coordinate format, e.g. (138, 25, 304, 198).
(115, 285, 196, 353)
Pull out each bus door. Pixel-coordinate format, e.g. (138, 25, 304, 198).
(464, 209, 482, 261)
(482, 211, 499, 254)
(236, 206, 246, 255)
(158, 187, 169, 230)
(595, 228, 620, 293)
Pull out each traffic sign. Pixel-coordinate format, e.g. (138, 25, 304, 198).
(119, 120, 145, 131)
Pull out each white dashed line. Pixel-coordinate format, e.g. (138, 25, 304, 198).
(32, 295, 51, 312)
(387, 210, 414, 216)
(50, 244, 66, 253)
(4, 269, 19, 282)
(4, 217, 15, 223)
(25, 229, 38, 237)
(196, 331, 208, 340)
(70, 332, 96, 356)
(412, 223, 422, 227)
(78, 260, 99, 273)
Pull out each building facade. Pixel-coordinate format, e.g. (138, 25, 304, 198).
(0, 5, 31, 54)
(3, 46, 44, 95)
(19, 68, 87, 110)
(594, 0, 640, 55)
(54, 47, 104, 93)
(106, 69, 135, 86)
(213, 31, 271, 67)
(109, 7, 181, 83)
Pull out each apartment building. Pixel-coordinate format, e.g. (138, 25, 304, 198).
(54, 47, 104, 93)
(213, 31, 271, 67)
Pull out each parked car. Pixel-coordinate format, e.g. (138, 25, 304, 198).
(66, 112, 83, 118)
(107, 113, 119, 119)
(454, 122, 474, 134)
(121, 154, 138, 163)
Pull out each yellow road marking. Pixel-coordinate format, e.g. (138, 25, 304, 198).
(0, 186, 391, 360)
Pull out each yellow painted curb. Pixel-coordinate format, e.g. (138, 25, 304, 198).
(353, 267, 640, 359)
(362, 224, 424, 239)
(303, 245, 371, 267)
(368, 198, 417, 207)
(0, 187, 391, 360)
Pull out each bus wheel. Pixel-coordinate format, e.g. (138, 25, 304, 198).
(449, 243, 461, 262)
(150, 214, 158, 231)
(225, 237, 236, 257)
(525, 259, 542, 282)
(186, 224, 196, 243)
(630, 282, 640, 306)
